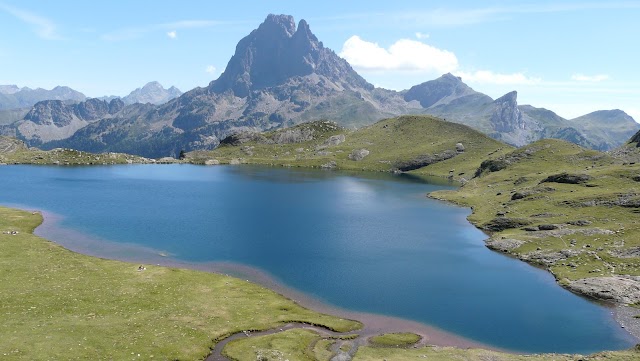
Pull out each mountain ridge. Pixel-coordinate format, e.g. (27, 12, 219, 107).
(3, 14, 638, 157)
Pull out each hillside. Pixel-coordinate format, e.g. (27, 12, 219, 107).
(0, 136, 147, 165)
(188, 115, 513, 179)
(432, 138, 640, 304)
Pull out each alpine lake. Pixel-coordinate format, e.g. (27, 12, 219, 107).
(0, 164, 635, 354)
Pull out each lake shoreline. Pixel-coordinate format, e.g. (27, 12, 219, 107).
(3, 163, 637, 354)
(30, 205, 499, 352)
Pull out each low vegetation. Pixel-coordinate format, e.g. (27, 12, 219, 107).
(188, 115, 513, 180)
(0, 136, 147, 165)
(431, 139, 640, 301)
(369, 332, 421, 347)
(0, 207, 360, 360)
(2, 119, 640, 359)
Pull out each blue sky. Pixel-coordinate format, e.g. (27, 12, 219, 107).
(0, 1, 638, 121)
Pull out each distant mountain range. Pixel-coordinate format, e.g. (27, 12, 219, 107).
(1, 14, 637, 158)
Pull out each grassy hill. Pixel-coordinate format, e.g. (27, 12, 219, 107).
(0, 136, 148, 165)
(432, 138, 640, 302)
(188, 115, 513, 181)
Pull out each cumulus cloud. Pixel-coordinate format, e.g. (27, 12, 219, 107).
(205, 65, 216, 74)
(339, 36, 458, 73)
(456, 70, 541, 85)
(571, 73, 610, 82)
(0, 3, 62, 40)
(167, 31, 177, 39)
(415, 32, 429, 39)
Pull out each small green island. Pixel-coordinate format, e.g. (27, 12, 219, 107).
(2, 115, 640, 360)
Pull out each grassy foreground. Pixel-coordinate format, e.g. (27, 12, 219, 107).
(0, 207, 360, 360)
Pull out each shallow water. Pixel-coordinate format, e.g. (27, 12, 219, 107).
(0, 164, 634, 353)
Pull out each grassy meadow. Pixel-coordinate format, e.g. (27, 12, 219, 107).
(2, 116, 640, 360)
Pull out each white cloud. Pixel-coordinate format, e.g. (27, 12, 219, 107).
(205, 65, 216, 74)
(415, 32, 429, 39)
(0, 3, 62, 40)
(571, 73, 610, 82)
(456, 70, 542, 85)
(103, 19, 224, 41)
(339, 36, 458, 73)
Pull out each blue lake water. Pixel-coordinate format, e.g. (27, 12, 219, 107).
(0, 164, 634, 353)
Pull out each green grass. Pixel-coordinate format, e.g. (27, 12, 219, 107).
(431, 139, 640, 282)
(223, 328, 320, 361)
(0, 136, 148, 165)
(0, 207, 360, 360)
(188, 115, 512, 181)
(369, 332, 421, 347)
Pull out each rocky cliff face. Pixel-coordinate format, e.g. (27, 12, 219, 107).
(210, 14, 372, 97)
(122, 82, 182, 105)
(491, 91, 523, 133)
(16, 98, 128, 145)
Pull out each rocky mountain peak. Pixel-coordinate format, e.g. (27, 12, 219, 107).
(209, 14, 372, 97)
(403, 73, 477, 108)
(491, 91, 524, 132)
(261, 14, 296, 36)
(0, 85, 21, 95)
(122, 82, 182, 105)
(24, 100, 75, 127)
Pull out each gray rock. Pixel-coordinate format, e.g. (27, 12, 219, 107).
(348, 148, 369, 161)
(204, 159, 220, 165)
(321, 160, 337, 169)
(567, 276, 640, 304)
(323, 134, 346, 146)
(485, 238, 525, 252)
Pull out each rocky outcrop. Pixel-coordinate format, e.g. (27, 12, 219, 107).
(491, 91, 523, 133)
(541, 173, 592, 184)
(348, 149, 369, 161)
(566, 276, 640, 304)
(394, 150, 457, 172)
(485, 238, 525, 252)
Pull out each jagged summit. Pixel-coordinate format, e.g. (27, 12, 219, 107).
(209, 14, 372, 97)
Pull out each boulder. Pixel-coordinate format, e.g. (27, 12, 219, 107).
(566, 276, 640, 304)
(348, 149, 369, 161)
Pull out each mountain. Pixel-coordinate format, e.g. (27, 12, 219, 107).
(33, 14, 414, 157)
(6, 14, 637, 157)
(0, 85, 22, 95)
(122, 81, 182, 105)
(12, 98, 126, 145)
(411, 75, 639, 150)
(0, 85, 86, 111)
